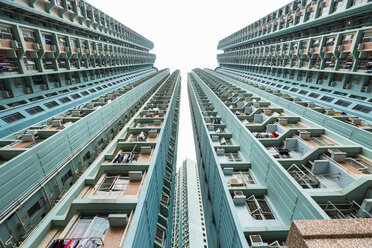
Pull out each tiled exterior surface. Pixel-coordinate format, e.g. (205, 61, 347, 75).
(286, 219, 372, 248)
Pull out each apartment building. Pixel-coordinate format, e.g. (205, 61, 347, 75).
(172, 159, 208, 248)
(217, 0, 372, 120)
(188, 67, 372, 247)
(0, 0, 156, 137)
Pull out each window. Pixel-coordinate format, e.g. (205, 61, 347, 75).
(335, 100, 351, 107)
(246, 195, 275, 220)
(13, 78, 25, 88)
(0, 25, 12, 40)
(67, 216, 109, 242)
(81, 91, 89, 96)
(25, 106, 44, 115)
(44, 101, 59, 108)
(155, 226, 166, 244)
(362, 32, 372, 43)
(342, 34, 354, 46)
(58, 36, 67, 47)
(1, 112, 25, 123)
(309, 93, 320, 98)
(320, 96, 335, 102)
(27, 198, 45, 217)
(89, 89, 96, 93)
(326, 37, 335, 46)
(61, 170, 73, 185)
(71, 93, 81, 99)
(22, 29, 36, 43)
(70, 39, 78, 48)
(59, 97, 71, 103)
(299, 90, 308, 95)
(353, 104, 372, 113)
(96, 175, 129, 195)
(225, 152, 242, 162)
(42, 33, 53, 45)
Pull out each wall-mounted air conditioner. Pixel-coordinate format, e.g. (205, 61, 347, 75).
(108, 214, 128, 227)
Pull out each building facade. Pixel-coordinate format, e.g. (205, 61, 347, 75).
(217, 0, 372, 120)
(188, 67, 372, 248)
(9, 69, 180, 248)
(209, 2, 372, 245)
(172, 159, 208, 248)
(0, 0, 156, 137)
(0, 1, 182, 247)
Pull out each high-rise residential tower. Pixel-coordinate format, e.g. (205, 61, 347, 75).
(0, 0, 156, 137)
(172, 159, 208, 248)
(4, 69, 180, 248)
(217, 0, 372, 120)
(0, 1, 181, 247)
(188, 66, 372, 247)
(211, 2, 372, 245)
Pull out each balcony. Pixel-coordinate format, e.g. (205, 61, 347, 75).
(79, 172, 145, 200)
(233, 192, 282, 228)
(39, 212, 134, 248)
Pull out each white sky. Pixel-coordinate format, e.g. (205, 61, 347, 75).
(88, 0, 290, 166)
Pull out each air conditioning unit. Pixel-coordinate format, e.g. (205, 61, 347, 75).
(2, 91, 10, 98)
(264, 109, 272, 116)
(223, 167, 234, 176)
(328, 148, 347, 162)
(46, 52, 55, 59)
(229, 178, 244, 186)
(299, 130, 311, 140)
(6, 50, 17, 58)
(24, 87, 32, 94)
(29, 51, 38, 59)
(33, 43, 41, 50)
(278, 118, 288, 125)
(216, 148, 225, 156)
(307, 102, 316, 108)
(140, 146, 151, 154)
(65, 47, 70, 53)
(154, 120, 161, 126)
(85, 102, 94, 110)
(129, 171, 142, 181)
(325, 108, 335, 115)
(351, 117, 362, 125)
(322, 47, 327, 53)
(250, 235, 269, 248)
(253, 102, 260, 108)
(11, 40, 21, 49)
(71, 111, 80, 117)
(108, 214, 128, 227)
(309, 48, 314, 53)
(51, 119, 62, 127)
(50, 45, 56, 51)
(76, 48, 81, 53)
(148, 129, 157, 138)
(337, 45, 343, 52)
(22, 133, 35, 142)
(233, 191, 246, 205)
(357, 43, 364, 50)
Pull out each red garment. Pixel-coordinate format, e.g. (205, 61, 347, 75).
(63, 240, 72, 248)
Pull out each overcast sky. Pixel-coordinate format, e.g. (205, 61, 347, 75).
(88, 0, 290, 166)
